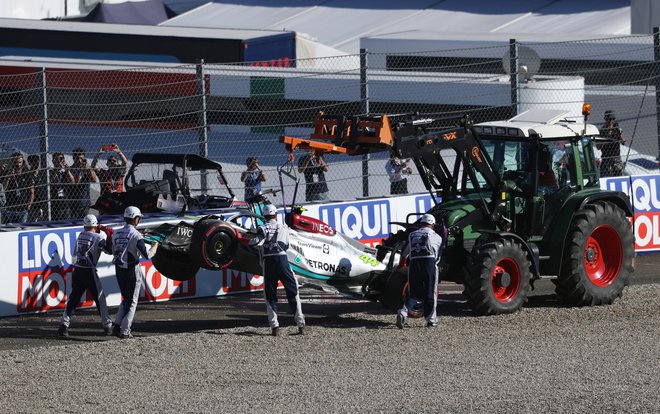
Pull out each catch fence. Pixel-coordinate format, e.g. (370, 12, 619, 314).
(0, 32, 659, 223)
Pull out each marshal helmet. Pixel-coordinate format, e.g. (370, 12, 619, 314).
(124, 206, 143, 219)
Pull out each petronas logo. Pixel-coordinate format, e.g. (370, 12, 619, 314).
(294, 255, 302, 264)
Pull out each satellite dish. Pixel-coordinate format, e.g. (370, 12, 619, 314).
(502, 46, 541, 81)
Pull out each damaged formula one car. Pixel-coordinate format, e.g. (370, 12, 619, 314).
(142, 186, 394, 298)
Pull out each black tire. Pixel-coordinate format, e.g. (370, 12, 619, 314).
(555, 201, 634, 306)
(151, 247, 199, 281)
(463, 238, 532, 315)
(190, 220, 238, 269)
(379, 267, 408, 312)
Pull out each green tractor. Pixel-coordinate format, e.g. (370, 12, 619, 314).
(376, 108, 635, 315)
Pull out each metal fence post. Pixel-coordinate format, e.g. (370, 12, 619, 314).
(510, 39, 519, 116)
(360, 48, 370, 197)
(197, 60, 209, 191)
(37, 68, 51, 221)
(654, 28, 660, 162)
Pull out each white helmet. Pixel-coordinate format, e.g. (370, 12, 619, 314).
(124, 206, 143, 219)
(83, 214, 98, 227)
(420, 214, 436, 225)
(263, 204, 277, 216)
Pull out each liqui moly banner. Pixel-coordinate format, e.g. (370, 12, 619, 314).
(2, 221, 270, 317)
(601, 175, 660, 252)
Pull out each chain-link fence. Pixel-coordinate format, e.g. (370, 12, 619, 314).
(1, 33, 659, 224)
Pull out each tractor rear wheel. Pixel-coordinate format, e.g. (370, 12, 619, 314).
(555, 201, 633, 306)
(464, 238, 532, 315)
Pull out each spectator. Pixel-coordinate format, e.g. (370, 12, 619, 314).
(50, 152, 74, 221)
(597, 110, 626, 177)
(91, 144, 128, 195)
(297, 150, 329, 202)
(385, 155, 413, 195)
(240, 156, 266, 201)
(27, 154, 46, 222)
(70, 147, 97, 218)
(2, 152, 34, 224)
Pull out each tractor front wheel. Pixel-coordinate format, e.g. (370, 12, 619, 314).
(463, 238, 532, 315)
(555, 201, 634, 306)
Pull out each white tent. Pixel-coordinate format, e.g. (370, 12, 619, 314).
(160, 0, 630, 54)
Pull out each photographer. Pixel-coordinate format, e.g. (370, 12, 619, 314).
(297, 149, 329, 202)
(385, 155, 413, 195)
(50, 152, 74, 221)
(597, 110, 626, 177)
(91, 144, 128, 195)
(240, 156, 266, 201)
(70, 147, 97, 218)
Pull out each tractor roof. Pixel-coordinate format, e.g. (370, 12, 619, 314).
(474, 109, 600, 139)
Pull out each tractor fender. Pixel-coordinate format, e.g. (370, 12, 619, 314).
(474, 230, 540, 279)
(578, 191, 633, 217)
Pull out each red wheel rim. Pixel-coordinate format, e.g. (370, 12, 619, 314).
(491, 257, 521, 303)
(584, 225, 622, 287)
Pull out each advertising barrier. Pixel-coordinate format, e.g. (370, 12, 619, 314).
(601, 175, 660, 252)
(1, 177, 658, 317)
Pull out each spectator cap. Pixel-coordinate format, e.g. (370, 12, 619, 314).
(420, 214, 436, 225)
(263, 204, 277, 216)
(124, 206, 143, 219)
(83, 214, 98, 227)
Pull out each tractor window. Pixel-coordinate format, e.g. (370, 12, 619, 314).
(549, 140, 573, 188)
(580, 138, 599, 186)
(481, 139, 532, 175)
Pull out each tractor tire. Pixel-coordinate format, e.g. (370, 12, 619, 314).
(151, 247, 199, 281)
(555, 201, 634, 306)
(463, 238, 532, 315)
(379, 267, 408, 312)
(190, 220, 238, 269)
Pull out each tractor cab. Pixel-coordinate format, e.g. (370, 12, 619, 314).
(473, 108, 601, 236)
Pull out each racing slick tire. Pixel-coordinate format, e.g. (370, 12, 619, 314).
(463, 237, 532, 315)
(190, 219, 238, 269)
(554, 201, 634, 306)
(152, 247, 199, 281)
(379, 267, 408, 312)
